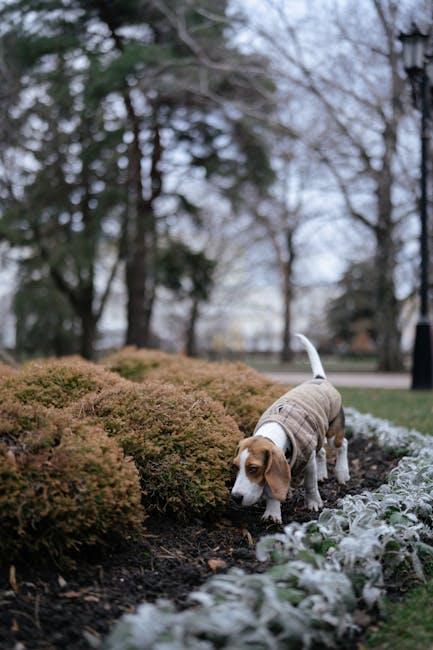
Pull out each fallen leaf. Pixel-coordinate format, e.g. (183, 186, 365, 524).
(207, 558, 227, 571)
(83, 595, 100, 603)
(9, 565, 18, 592)
(62, 590, 82, 598)
(6, 450, 17, 468)
(58, 576, 67, 588)
(242, 529, 254, 546)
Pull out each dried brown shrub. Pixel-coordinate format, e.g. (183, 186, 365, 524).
(103, 349, 286, 433)
(158, 362, 286, 433)
(3, 358, 122, 409)
(102, 347, 193, 382)
(76, 381, 242, 517)
(0, 395, 144, 561)
(0, 362, 17, 378)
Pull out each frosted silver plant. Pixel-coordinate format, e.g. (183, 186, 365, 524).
(105, 410, 433, 650)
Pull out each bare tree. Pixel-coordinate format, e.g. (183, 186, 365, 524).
(241, 0, 424, 370)
(253, 139, 322, 362)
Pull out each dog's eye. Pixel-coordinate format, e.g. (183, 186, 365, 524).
(248, 466, 259, 474)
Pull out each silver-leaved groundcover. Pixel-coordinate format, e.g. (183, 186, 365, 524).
(105, 409, 433, 649)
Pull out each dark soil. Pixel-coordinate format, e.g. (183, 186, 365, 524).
(0, 437, 398, 650)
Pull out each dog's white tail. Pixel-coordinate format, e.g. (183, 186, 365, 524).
(295, 334, 326, 379)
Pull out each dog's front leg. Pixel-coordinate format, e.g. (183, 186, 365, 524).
(335, 438, 350, 484)
(316, 447, 328, 481)
(262, 497, 282, 524)
(304, 451, 323, 511)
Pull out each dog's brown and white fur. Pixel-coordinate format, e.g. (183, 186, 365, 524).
(231, 334, 350, 523)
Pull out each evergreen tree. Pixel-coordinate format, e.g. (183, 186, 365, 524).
(158, 241, 216, 356)
(327, 261, 377, 350)
(14, 263, 80, 359)
(1, 0, 273, 355)
(84, 0, 274, 346)
(0, 9, 129, 358)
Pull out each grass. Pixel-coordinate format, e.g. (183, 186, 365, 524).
(366, 581, 433, 649)
(340, 387, 433, 435)
(337, 386, 433, 648)
(246, 354, 381, 374)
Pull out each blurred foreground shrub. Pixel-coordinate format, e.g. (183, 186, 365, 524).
(0, 395, 143, 562)
(102, 349, 285, 433)
(76, 381, 242, 517)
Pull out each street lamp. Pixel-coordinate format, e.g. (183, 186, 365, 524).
(400, 23, 433, 390)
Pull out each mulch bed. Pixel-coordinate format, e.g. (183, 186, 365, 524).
(0, 436, 398, 650)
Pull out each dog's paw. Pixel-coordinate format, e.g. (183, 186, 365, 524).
(305, 494, 323, 511)
(317, 469, 328, 482)
(262, 512, 282, 524)
(336, 471, 350, 485)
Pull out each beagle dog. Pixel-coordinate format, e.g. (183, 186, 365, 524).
(231, 334, 350, 523)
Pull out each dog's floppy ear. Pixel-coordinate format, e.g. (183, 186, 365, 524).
(265, 447, 291, 501)
(233, 438, 249, 463)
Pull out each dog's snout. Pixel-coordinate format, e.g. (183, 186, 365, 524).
(231, 492, 243, 505)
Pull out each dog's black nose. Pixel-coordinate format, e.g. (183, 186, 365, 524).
(231, 493, 243, 505)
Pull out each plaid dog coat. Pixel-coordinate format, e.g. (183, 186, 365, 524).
(254, 379, 342, 476)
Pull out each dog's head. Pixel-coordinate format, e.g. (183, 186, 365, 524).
(231, 437, 291, 506)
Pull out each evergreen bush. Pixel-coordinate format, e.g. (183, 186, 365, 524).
(76, 381, 242, 517)
(0, 397, 143, 561)
(102, 347, 190, 382)
(102, 349, 286, 433)
(3, 358, 122, 409)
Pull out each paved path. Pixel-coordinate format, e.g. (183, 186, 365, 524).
(265, 371, 410, 390)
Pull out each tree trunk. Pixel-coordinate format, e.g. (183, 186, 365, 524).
(281, 263, 293, 363)
(280, 231, 295, 363)
(374, 230, 403, 371)
(97, 9, 160, 349)
(79, 311, 97, 360)
(374, 164, 403, 372)
(125, 251, 148, 348)
(185, 297, 200, 357)
(124, 114, 161, 348)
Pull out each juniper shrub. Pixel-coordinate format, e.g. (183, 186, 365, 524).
(3, 358, 122, 409)
(159, 360, 286, 433)
(0, 396, 144, 562)
(0, 362, 17, 378)
(102, 347, 193, 382)
(103, 349, 286, 433)
(76, 381, 242, 518)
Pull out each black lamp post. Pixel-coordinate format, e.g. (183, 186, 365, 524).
(400, 24, 433, 390)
